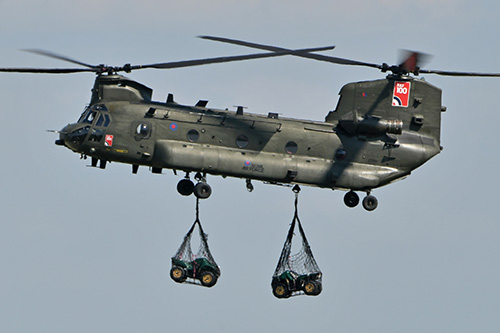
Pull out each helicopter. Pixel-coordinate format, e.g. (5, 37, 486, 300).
(2, 37, 500, 211)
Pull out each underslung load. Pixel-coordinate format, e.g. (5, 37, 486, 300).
(272, 187, 322, 298)
(170, 199, 220, 287)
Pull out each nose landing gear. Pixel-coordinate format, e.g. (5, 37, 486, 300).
(343, 190, 378, 211)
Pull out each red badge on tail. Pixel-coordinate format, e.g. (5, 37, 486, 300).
(392, 81, 411, 107)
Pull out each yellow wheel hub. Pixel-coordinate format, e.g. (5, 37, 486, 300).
(275, 285, 286, 296)
(172, 268, 183, 278)
(305, 282, 315, 293)
(203, 274, 213, 284)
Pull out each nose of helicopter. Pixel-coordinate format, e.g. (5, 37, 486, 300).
(54, 123, 90, 152)
(54, 137, 65, 146)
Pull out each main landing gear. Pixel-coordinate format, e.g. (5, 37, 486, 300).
(344, 190, 378, 211)
(177, 172, 212, 199)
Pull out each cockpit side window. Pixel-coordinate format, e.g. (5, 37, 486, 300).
(69, 126, 90, 144)
(92, 113, 111, 127)
(78, 105, 109, 124)
(103, 114, 110, 127)
(88, 128, 104, 142)
(96, 114, 104, 127)
(82, 111, 97, 124)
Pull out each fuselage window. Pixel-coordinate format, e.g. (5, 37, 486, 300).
(335, 148, 347, 160)
(236, 135, 249, 149)
(285, 141, 298, 155)
(187, 129, 200, 142)
(136, 123, 151, 138)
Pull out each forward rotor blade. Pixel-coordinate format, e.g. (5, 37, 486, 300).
(132, 46, 336, 70)
(418, 69, 500, 77)
(22, 49, 97, 69)
(199, 35, 382, 70)
(4, 46, 336, 74)
(0, 67, 96, 74)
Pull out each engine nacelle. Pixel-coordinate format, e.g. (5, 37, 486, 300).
(339, 115, 403, 136)
(357, 117, 403, 135)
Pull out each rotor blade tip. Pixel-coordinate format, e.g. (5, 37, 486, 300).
(199, 35, 218, 40)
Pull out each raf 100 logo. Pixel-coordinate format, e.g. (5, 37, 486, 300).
(392, 81, 411, 107)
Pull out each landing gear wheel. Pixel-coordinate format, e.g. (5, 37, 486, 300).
(194, 182, 212, 199)
(362, 195, 378, 211)
(303, 280, 322, 296)
(200, 271, 217, 287)
(272, 282, 290, 299)
(170, 266, 187, 283)
(344, 191, 359, 208)
(177, 179, 194, 196)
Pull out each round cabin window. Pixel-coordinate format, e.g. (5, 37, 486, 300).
(136, 123, 151, 138)
(236, 135, 249, 149)
(285, 141, 298, 155)
(335, 148, 347, 160)
(187, 129, 200, 142)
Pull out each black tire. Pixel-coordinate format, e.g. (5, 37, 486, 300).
(362, 195, 378, 211)
(344, 191, 359, 208)
(303, 280, 322, 296)
(170, 266, 187, 283)
(272, 282, 290, 299)
(177, 179, 194, 196)
(194, 182, 212, 199)
(200, 271, 217, 287)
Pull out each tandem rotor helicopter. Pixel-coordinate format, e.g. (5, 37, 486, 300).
(2, 36, 499, 211)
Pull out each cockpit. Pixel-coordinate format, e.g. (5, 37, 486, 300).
(57, 104, 112, 151)
(78, 104, 111, 127)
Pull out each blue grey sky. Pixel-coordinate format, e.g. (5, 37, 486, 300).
(1, 1, 499, 332)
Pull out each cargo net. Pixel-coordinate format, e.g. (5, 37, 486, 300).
(272, 188, 322, 298)
(170, 198, 220, 288)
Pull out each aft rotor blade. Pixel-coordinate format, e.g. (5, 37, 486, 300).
(419, 69, 500, 77)
(398, 50, 431, 73)
(131, 46, 336, 70)
(22, 49, 97, 69)
(199, 35, 382, 69)
(0, 67, 96, 74)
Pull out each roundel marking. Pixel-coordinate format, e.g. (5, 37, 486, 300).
(392, 96, 402, 106)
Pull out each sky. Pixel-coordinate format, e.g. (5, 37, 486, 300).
(1, 1, 500, 332)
